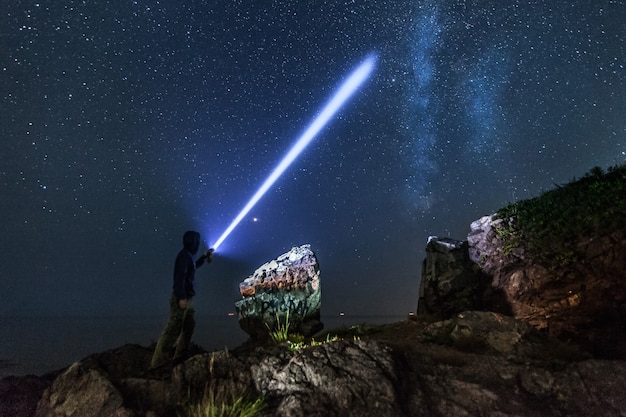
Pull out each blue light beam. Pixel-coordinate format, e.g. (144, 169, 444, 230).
(211, 54, 377, 251)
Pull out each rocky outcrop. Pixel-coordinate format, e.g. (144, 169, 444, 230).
(417, 237, 511, 318)
(8, 311, 626, 417)
(418, 237, 477, 317)
(419, 213, 626, 360)
(235, 244, 323, 338)
(468, 214, 626, 359)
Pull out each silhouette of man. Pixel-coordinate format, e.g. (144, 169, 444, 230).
(151, 230, 213, 368)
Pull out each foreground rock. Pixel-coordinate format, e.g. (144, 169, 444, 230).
(0, 374, 55, 417)
(235, 244, 323, 338)
(5, 311, 626, 417)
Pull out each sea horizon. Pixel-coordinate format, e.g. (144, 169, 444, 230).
(0, 313, 408, 378)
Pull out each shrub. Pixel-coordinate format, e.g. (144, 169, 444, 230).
(494, 163, 626, 268)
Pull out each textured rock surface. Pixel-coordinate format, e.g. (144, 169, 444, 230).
(422, 311, 537, 355)
(35, 362, 129, 417)
(235, 244, 323, 338)
(417, 237, 510, 317)
(6, 313, 626, 417)
(418, 237, 475, 317)
(249, 339, 402, 417)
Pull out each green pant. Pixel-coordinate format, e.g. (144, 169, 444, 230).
(151, 294, 195, 368)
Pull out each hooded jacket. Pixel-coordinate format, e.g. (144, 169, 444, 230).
(172, 231, 210, 300)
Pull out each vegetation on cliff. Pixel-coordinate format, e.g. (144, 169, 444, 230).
(494, 163, 626, 266)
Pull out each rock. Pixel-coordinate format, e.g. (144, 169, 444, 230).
(30, 344, 177, 417)
(5, 312, 626, 417)
(467, 214, 526, 280)
(422, 311, 537, 355)
(250, 339, 402, 417)
(557, 360, 626, 415)
(404, 354, 626, 417)
(0, 374, 54, 417)
(417, 237, 481, 317)
(35, 362, 131, 417)
(417, 236, 510, 318)
(468, 214, 626, 359)
(420, 211, 626, 359)
(235, 244, 323, 338)
(171, 348, 255, 404)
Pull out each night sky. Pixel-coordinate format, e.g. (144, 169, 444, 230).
(2, 1, 625, 317)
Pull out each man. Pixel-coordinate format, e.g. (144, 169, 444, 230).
(150, 230, 214, 369)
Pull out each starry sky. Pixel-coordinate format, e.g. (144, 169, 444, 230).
(1, 1, 625, 317)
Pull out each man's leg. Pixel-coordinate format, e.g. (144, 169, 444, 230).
(174, 301, 195, 360)
(151, 294, 184, 368)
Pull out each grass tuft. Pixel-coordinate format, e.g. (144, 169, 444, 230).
(178, 384, 265, 417)
(266, 311, 291, 343)
(178, 351, 265, 417)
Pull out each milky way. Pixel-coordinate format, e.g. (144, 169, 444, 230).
(1, 1, 624, 316)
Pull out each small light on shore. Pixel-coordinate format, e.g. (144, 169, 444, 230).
(408, 311, 415, 317)
(339, 312, 345, 317)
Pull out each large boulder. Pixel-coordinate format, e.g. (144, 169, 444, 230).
(235, 244, 323, 339)
(35, 362, 131, 417)
(33, 344, 175, 417)
(418, 237, 481, 317)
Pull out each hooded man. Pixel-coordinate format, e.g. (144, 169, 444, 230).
(150, 230, 214, 369)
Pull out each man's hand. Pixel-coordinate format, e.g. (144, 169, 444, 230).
(206, 248, 214, 260)
(178, 298, 189, 309)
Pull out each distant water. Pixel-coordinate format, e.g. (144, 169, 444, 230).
(0, 314, 406, 378)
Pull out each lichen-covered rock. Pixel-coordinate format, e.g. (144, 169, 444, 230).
(235, 244, 323, 338)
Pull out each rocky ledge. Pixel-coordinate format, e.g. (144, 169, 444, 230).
(2, 311, 626, 417)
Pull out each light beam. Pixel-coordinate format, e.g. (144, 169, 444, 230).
(211, 54, 377, 251)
